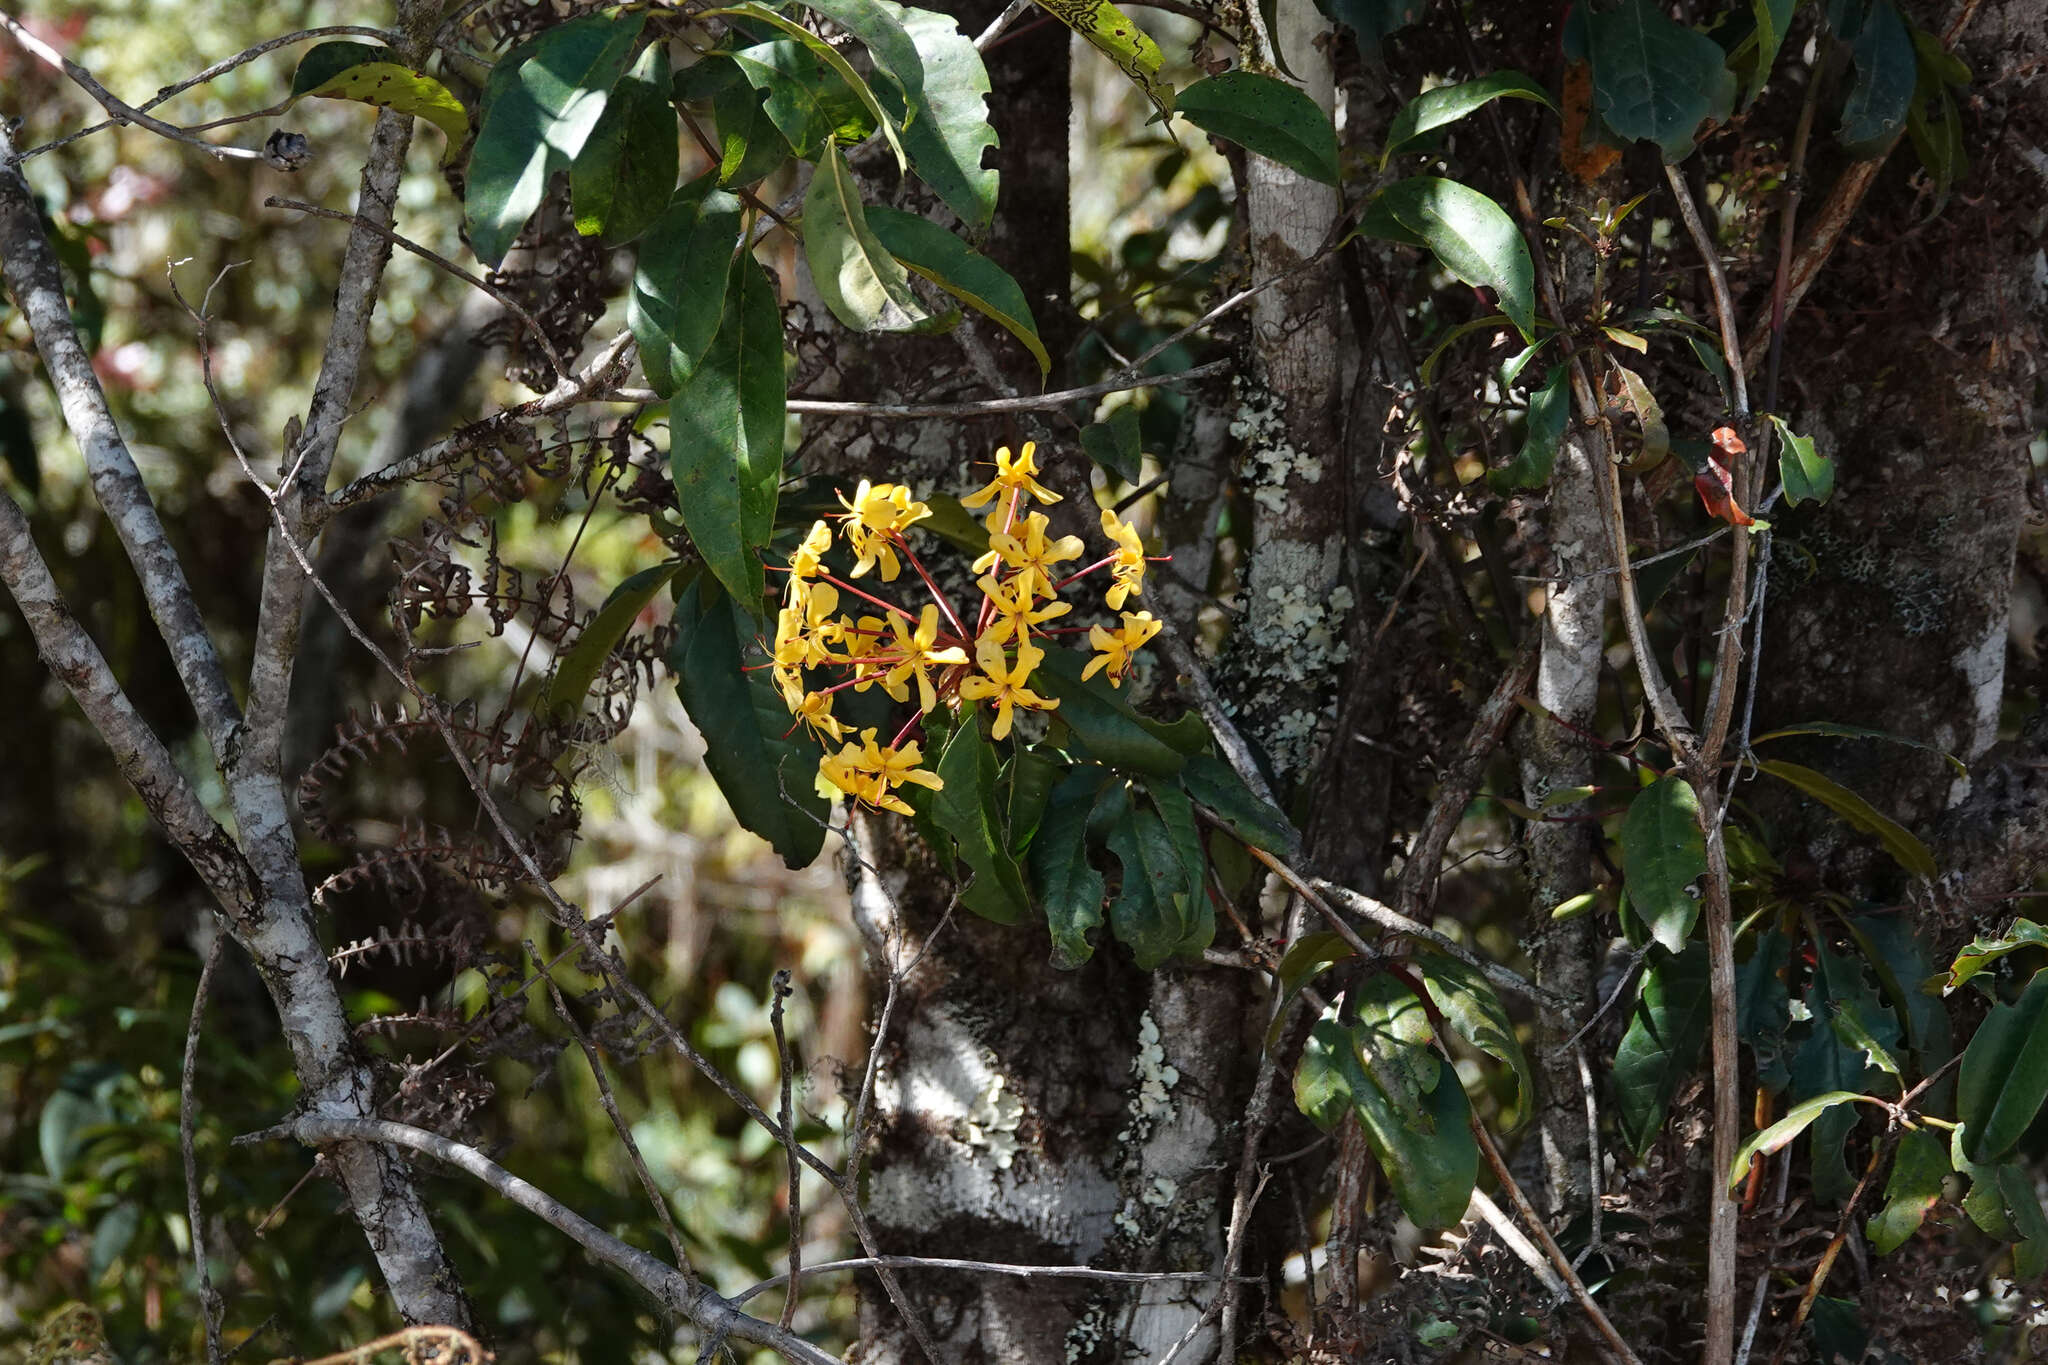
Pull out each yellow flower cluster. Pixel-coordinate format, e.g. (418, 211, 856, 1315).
(772, 443, 1161, 812)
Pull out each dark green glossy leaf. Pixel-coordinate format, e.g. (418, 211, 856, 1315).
(1148, 780, 1215, 956)
(804, 142, 939, 332)
(1361, 177, 1535, 341)
(1006, 746, 1063, 857)
(1806, 1296, 1868, 1365)
(1313, 0, 1424, 47)
(1748, 0, 1796, 105)
(668, 579, 827, 868)
(1834, 0, 1915, 155)
(1032, 648, 1189, 777)
(1382, 73, 1556, 165)
(1266, 931, 1360, 1050)
(1180, 753, 1299, 857)
(2004, 1161, 2048, 1280)
(711, 4, 907, 168)
(287, 41, 469, 162)
(1080, 404, 1144, 484)
(1959, 967, 2048, 1164)
(1614, 943, 1710, 1158)
(1866, 1127, 1948, 1254)
(1353, 973, 1441, 1131)
(1296, 1017, 1478, 1229)
(934, 708, 1031, 923)
(630, 177, 744, 398)
(1791, 944, 1900, 1201)
(1754, 759, 1936, 882)
(465, 13, 648, 266)
(1178, 70, 1340, 186)
(724, 42, 867, 166)
(1105, 802, 1200, 968)
(1736, 929, 1793, 1090)
(1415, 950, 1535, 1125)
(675, 55, 794, 188)
(543, 563, 682, 716)
(865, 206, 1044, 372)
(571, 41, 676, 243)
(1620, 777, 1706, 953)
(670, 252, 786, 605)
(1583, 0, 1737, 162)
(1490, 363, 1569, 491)
(1030, 765, 1109, 967)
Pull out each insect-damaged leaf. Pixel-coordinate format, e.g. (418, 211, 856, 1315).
(1026, 0, 1173, 118)
(287, 42, 470, 162)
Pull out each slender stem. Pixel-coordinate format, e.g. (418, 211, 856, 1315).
(895, 537, 968, 639)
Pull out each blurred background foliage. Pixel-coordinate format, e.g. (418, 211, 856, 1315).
(0, 1, 1229, 1360)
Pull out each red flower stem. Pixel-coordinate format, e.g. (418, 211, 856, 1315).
(1050, 555, 1118, 593)
(896, 535, 969, 638)
(890, 712, 924, 749)
(821, 574, 921, 624)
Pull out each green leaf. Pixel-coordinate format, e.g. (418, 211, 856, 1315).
(709, 4, 908, 169)
(1296, 1016, 1478, 1229)
(804, 142, 940, 332)
(1753, 759, 1936, 882)
(287, 42, 469, 163)
(864, 206, 1046, 373)
(1027, 0, 1173, 117)
(1728, 1090, 1870, 1190)
(1737, 929, 1793, 1090)
(798, 0, 925, 108)
(1148, 780, 1215, 949)
(465, 13, 649, 267)
(1835, 0, 1915, 155)
(1944, 918, 2048, 996)
(543, 563, 683, 715)
(1751, 719, 1966, 778)
(1105, 802, 1200, 968)
(1361, 177, 1535, 341)
(89, 1202, 141, 1283)
(670, 252, 787, 606)
(1747, 0, 1797, 105)
(1180, 753, 1299, 857)
(1382, 73, 1557, 166)
(1829, 997, 1902, 1090)
(39, 1081, 112, 1182)
(869, 1, 999, 231)
(1865, 1128, 1949, 1254)
(571, 41, 676, 243)
(1314, 0, 1424, 47)
(934, 707, 1032, 923)
(631, 177, 745, 399)
(1080, 404, 1145, 484)
(1419, 312, 1514, 387)
(1030, 765, 1109, 966)
(680, 56, 794, 188)
(2004, 1161, 2048, 1281)
(1790, 944, 1900, 1201)
(1177, 70, 1339, 187)
(1583, 0, 1738, 162)
(1768, 415, 1834, 506)
(1266, 931, 1360, 1050)
(1353, 973, 1443, 1131)
(1620, 777, 1706, 953)
(1006, 746, 1063, 856)
(1954, 1122, 2021, 1240)
(670, 580, 827, 868)
(1490, 363, 1569, 491)
(1032, 648, 1191, 777)
(1613, 363, 1670, 470)
(1613, 944, 1710, 1158)
(724, 42, 868, 165)
(1415, 951, 1536, 1124)
(1959, 967, 2048, 1164)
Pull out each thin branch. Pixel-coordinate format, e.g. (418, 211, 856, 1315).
(265, 196, 568, 381)
(738, 1256, 1238, 1303)
(10, 25, 398, 163)
(0, 12, 266, 162)
(266, 1326, 488, 1365)
(608, 358, 1235, 417)
(0, 126, 245, 757)
(770, 968, 803, 1332)
(181, 934, 229, 1365)
(250, 1116, 844, 1365)
(532, 943, 697, 1284)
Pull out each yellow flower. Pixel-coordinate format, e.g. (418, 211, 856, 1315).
(819, 728, 943, 815)
(839, 613, 891, 689)
(959, 442, 1059, 511)
(835, 480, 932, 580)
(1081, 611, 1161, 688)
(1101, 507, 1147, 610)
(981, 511, 1085, 599)
(774, 582, 841, 668)
(786, 519, 833, 593)
(793, 687, 848, 741)
(958, 637, 1058, 740)
(977, 573, 1071, 644)
(882, 605, 968, 713)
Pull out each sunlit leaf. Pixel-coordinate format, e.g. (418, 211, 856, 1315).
(287, 41, 469, 163)
(571, 41, 676, 243)
(1382, 72, 1556, 166)
(629, 176, 744, 399)
(1361, 177, 1535, 340)
(1620, 777, 1705, 953)
(865, 206, 1045, 372)
(804, 142, 941, 333)
(1178, 70, 1340, 186)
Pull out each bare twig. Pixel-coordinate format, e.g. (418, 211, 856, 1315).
(10, 25, 397, 163)
(606, 358, 1235, 416)
(265, 196, 569, 381)
(181, 934, 229, 1365)
(248, 1116, 844, 1365)
(265, 1325, 489, 1365)
(770, 968, 803, 1331)
(0, 11, 266, 162)
(737, 1255, 1238, 1303)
